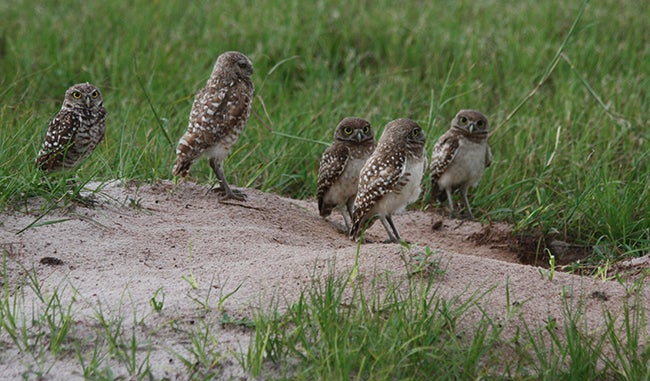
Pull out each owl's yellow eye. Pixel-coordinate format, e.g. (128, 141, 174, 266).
(363, 125, 370, 134)
(91, 90, 99, 98)
(476, 120, 485, 127)
(410, 128, 421, 137)
(459, 116, 468, 124)
(343, 127, 353, 135)
(72, 91, 82, 99)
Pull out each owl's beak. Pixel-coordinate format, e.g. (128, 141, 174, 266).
(353, 130, 363, 142)
(468, 123, 475, 133)
(84, 95, 92, 108)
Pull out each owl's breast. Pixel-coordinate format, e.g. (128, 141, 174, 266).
(342, 157, 368, 180)
(400, 157, 426, 205)
(322, 157, 366, 205)
(372, 156, 425, 216)
(440, 140, 488, 188)
(204, 134, 239, 162)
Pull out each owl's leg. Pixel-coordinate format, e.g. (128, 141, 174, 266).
(461, 187, 474, 219)
(341, 199, 355, 232)
(339, 210, 351, 233)
(209, 158, 246, 201)
(445, 187, 456, 218)
(380, 215, 401, 243)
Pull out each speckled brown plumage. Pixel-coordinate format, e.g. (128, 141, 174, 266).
(430, 109, 492, 218)
(173, 51, 254, 201)
(36, 83, 107, 172)
(349, 118, 427, 243)
(317, 117, 376, 232)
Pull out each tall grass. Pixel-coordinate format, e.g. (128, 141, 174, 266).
(244, 251, 650, 380)
(1, 1, 648, 253)
(246, 261, 504, 379)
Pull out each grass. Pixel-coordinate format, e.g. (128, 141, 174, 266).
(245, 253, 499, 379)
(243, 246, 650, 380)
(0, 250, 239, 379)
(1, 0, 649, 378)
(0, 0, 648, 258)
(1, 245, 650, 379)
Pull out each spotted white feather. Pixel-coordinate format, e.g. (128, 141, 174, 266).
(350, 118, 426, 243)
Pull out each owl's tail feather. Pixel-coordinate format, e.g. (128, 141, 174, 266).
(349, 215, 372, 241)
(172, 159, 192, 178)
(430, 180, 449, 203)
(36, 153, 57, 172)
(349, 220, 360, 241)
(318, 199, 334, 218)
(173, 133, 204, 178)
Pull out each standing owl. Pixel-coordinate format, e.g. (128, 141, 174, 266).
(317, 117, 376, 232)
(430, 109, 492, 219)
(36, 83, 107, 172)
(172, 51, 254, 201)
(349, 118, 427, 243)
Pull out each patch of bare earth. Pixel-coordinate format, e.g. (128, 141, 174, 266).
(0, 180, 647, 379)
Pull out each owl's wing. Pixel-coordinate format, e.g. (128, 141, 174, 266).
(429, 133, 459, 201)
(352, 154, 406, 222)
(485, 144, 492, 167)
(429, 134, 459, 183)
(187, 86, 228, 134)
(349, 153, 407, 239)
(225, 82, 253, 122)
(174, 86, 231, 175)
(174, 78, 252, 177)
(317, 144, 350, 214)
(36, 110, 79, 171)
(189, 81, 252, 136)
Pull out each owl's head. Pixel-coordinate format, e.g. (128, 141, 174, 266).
(381, 118, 426, 146)
(451, 109, 489, 135)
(334, 117, 374, 143)
(215, 51, 254, 79)
(64, 83, 103, 109)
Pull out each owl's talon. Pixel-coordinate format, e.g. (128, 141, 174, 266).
(220, 191, 246, 202)
(213, 186, 246, 202)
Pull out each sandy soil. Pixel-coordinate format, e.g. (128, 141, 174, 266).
(0, 180, 647, 379)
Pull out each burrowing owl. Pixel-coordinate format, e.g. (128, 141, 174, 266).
(172, 51, 254, 201)
(317, 117, 376, 232)
(349, 118, 427, 243)
(36, 83, 107, 172)
(430, 109, 492, 218)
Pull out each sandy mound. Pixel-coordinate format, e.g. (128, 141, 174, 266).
(0, 180, 644, 379)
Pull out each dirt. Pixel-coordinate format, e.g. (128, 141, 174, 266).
(0, 180, 647, 379)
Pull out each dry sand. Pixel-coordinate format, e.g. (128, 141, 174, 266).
(0, 180, 647, 379)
